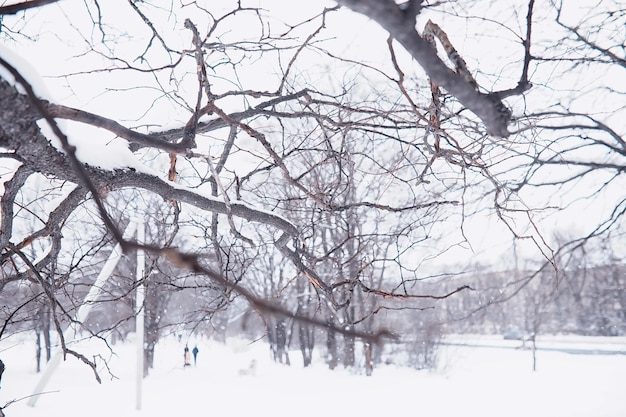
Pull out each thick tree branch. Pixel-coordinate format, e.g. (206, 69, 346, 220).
(108, 170, 298, 237)
(0, 56, 126, 245)
(398, 0, 424, 24)
(44, 102, 187, 154)
(1, 186, 88, 267)
(0, 165, 33, 252)
(0, 0, 60, 15)
(336, 0, 514, 137)
(44, 90, 312, 153)
(0, 76, 297, 241)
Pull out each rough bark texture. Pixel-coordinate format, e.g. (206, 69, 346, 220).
(0, 78, 297, 240)
(337, 0, 512, 137)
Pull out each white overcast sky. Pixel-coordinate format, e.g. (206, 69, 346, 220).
(1, 0, 624, 271)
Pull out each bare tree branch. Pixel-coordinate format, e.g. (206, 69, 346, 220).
(0, 0, 60, 15)
(336, 0, 516, 137)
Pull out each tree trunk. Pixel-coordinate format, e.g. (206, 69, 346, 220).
(35, 331, 42, 373)
(343, 305, 356, 368)
(364, 342, 373, 376)
(296, 278, 314, 367)
(269, 318, 290, 364)
(144, 339, 156, 376)
(43, 306, 51, 362)
(143, 273, 164, 376)
(34, 304, 52, 373)
(531, 333, 537, 372)
(342, 325, 355, 368)
(144, 310, 159, 376)
(326, 316, 338, 370)
(298, 323, 314, 367)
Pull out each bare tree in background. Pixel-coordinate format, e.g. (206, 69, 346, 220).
(1, 0, 625, 387)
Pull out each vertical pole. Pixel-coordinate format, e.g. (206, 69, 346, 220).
(135, 219, 145, 411)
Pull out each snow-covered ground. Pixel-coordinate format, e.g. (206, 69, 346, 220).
(1, 334, 625, 417)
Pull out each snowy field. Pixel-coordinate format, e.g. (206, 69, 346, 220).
(1, 334, 625, 417)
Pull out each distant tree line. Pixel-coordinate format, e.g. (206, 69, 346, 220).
(441, 262, 626, 337)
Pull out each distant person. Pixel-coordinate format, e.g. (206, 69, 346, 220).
(184, 345, 191, 367)
(192, 345, 199, 366)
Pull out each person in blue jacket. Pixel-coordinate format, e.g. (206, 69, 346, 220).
(192, 345, 199, 366)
